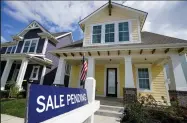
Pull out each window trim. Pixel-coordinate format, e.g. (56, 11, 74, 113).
(5, 45, 17, 54)
(135, 64, 152, 92)
(21, 38, 39, 53)
(92, 25, 102, 43)
(118, 22, 130, 42)
(30, 66, 40, 80)
(90, 20, 132, 45)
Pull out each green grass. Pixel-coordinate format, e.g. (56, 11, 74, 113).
(1, 99, 26, 118)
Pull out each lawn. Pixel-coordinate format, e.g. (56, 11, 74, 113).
(1, 99, 26, 118)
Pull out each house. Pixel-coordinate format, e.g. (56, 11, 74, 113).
(0, 21, 73, 91)
(50, 2, 187, 106)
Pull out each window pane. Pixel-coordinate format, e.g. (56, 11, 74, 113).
(119, 32, 129, 41)
(92, 35, 101, 43)
(32, 73, 37, 78)
(23, 47, 28, 53)
(29, 40, 37, 52)
(119, 22, 128, 31)
(105, 24, 114, 42)
(93, 25, 101, 34)
(33, 68, 38, 73)
(25, 41, 30, 46)
(105, 33, 114, 42)
(11, 46, 16, 54)
(6, 47, 12, 54)
(138, 68, 150, 90)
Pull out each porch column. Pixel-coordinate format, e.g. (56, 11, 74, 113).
(168, 54, 187, 107)
(87, 57, 95, 78)
(16, 58, 28, 90)
(123, 56, 137, 104)
(1, 59, 14, 90)
(40, 65, 46, 85)
(53, 57, 66, 86)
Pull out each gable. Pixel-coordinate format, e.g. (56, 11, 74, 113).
(79, 2, 147, 29)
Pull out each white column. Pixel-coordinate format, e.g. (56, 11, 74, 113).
(169, 54, 187, 91)
(40, 65, 46, 85)
(168, 60, 176, 90)
(42, 38, 48, 55)
(53, 57, 66, 85)
(124, 56, 135, 88)
(1, 59, 13, 90)
(87, 57, 95, 78)
(16, 58, 28, 90)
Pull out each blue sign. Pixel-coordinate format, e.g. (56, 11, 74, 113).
(27, 84, 88, 123)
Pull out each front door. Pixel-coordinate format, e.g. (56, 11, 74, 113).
(106, 68, 117, 97)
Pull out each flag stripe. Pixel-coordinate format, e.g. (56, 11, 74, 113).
(80, 56, 88, 86)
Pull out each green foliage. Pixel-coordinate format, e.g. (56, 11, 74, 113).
(8, 82, 19, 98)
(121, 94, 187, 123)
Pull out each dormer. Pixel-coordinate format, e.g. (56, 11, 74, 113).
(79, 2, 147, 47)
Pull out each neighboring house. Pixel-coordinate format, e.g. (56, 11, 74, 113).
(51, 2, 187, 106)
(0, 21, 73, 90)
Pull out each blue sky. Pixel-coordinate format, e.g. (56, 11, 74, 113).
(1, 1, 187, 43)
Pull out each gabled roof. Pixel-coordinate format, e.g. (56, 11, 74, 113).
(58, 31, 187, 49)
(79, 2, 148, 29)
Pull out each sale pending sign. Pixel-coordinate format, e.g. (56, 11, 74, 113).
(27, 84, 88, 123)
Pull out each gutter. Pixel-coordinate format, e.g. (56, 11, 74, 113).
(50, 43, 187, 53)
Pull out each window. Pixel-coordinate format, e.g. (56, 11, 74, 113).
(118, 22, 129, 41)
(6, 47, 12, 54)
(92, 25, 102, 43)
(22, 38, 39, 53)
(65, 64, 71, 75)
(64, 64, 71, 87)
(11, 46, 16, 53)
(105, 24, 115, 42)
(137, 68, 150, 90)
(30, 66, 40, 80)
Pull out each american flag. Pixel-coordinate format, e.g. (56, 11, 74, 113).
(80, 55, 88, 86)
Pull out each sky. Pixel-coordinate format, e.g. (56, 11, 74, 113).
(1, 1, 187, 43)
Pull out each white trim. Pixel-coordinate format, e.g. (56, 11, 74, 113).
(55, 32, 71, 39)
(135, 64, 152, 92)
(21, 38, 39, 53)
(79, 2, 147, 24)
(40, 65, 46, 85)
(14, 42, 19, 54)
(138, 19, 142, 42)
(163, 66, 171, 105)
(104, 64, 120, 98)
(42, 38, 48, 54)
(30, 66, 40, 80)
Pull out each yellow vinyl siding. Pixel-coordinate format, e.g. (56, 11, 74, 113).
(133, 65, 168, 102)
(120, 64, 125, 97)
(83, 5, 140, 46)
(95, 65, 105, 95)
(69, 65, 80, 88)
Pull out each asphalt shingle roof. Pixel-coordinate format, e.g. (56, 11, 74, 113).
(58, 31, 187, 49)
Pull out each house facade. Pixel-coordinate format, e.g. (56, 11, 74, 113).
(0, 21, 73, 90)
(51, 2, 187, 106)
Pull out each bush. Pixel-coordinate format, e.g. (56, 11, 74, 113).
(0, 90, 9, 98)
(9, 83, 19, 98)
(121, 94, 187, 123)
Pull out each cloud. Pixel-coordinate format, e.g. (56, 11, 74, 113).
(1, 36, 7, 42)
(3, 1, 187, 40)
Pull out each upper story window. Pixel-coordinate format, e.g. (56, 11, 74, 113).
(22, 38, 39, 53)
(105, 24, 115, 42)
(92, 25, 102, 43)
(6, 45, 17, 54)
(91, 21, 130, 44)
(119, 22, 129, 41)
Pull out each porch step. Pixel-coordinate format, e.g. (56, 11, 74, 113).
(95, 105, 124, 118)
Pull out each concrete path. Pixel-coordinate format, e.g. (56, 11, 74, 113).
(1, 114, 24, 123)
(1, 114, 120, 123)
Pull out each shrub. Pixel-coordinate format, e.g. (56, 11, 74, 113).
(9, 83, 19, 98)
(121, 94, 187, 123)
(0, 90, 9, 98)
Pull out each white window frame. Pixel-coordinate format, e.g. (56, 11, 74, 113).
(5, 46, 12, 54)
(135, 64, 152, 92)
(21, 38, 39, 53)
(5, 45, 17, 54)
(118, 22, 130, 42)
(30, 66, 40, 80)
(90, 20, 132, 45)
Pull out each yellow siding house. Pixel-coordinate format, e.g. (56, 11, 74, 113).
(51, 2, 187, 106)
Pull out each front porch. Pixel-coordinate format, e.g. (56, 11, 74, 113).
(0, 54, 52, 90)
(52, 46, 187, 106)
